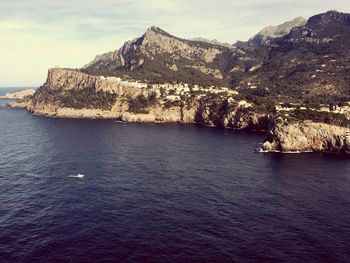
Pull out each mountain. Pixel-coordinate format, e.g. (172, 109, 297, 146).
(83, 26, 233, 86)
(83, 26, 269, 87)
(72, 10, 350, 107)
(248, 16, 307, 46)
(242, 10, 350, 105)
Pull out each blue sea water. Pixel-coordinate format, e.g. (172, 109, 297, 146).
(0, 88, 350, 262)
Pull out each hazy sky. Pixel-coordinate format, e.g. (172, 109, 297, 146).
(1, 0, 350, 86)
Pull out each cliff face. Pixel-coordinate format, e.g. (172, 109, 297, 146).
(262, 118, 350, 153)
(24, 68, 269, 130)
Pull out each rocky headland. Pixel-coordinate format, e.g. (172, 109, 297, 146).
(11, 68, 268, 130)
(262, 119, 350, 153)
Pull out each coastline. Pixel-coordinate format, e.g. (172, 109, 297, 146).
(7, 100, 350, 155)
(5, 68, 350, 155)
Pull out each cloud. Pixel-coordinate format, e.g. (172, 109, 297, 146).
(1, 0, 350, 86)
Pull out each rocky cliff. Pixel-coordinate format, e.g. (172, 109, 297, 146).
(261, 118, 350, 153)
(20, 68, 268, 130)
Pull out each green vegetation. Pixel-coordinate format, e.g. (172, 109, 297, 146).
(128, 92, 158, 113)
(290, 109, 350, 127)
(82, 51, 229, 88)
(163, 100, 181, 109)
(33, 86, 60, 104)
(238, 88, 276, 114)
(60, 87, 117, 110)
(33, 85, 117, 110)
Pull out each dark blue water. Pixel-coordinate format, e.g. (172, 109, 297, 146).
(1, 88, 350, 263)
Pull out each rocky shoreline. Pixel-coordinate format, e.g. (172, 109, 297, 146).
(11, 98, 350, 155)
(6, 68, 350, 155)
(261, 119, 350, 154)
(12, 68, 269, 129)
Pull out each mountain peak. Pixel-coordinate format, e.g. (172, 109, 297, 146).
(139, 26, 178, 47)
(292, 16, 307, 24)
(249, 16, 307, 45)
(146, 26, 160, 32)
(258, 16, 306, 36)
(144, 26, 170, 36)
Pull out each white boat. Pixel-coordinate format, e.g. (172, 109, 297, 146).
(68, 173, 85, 179)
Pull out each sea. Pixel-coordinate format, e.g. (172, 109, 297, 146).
(0, 88, 350, 263)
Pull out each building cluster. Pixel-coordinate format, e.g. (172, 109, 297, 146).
(276, 103, 350, 119)
(150, 83, 238, 102)
(99, 75, 240, 103)
(99, 76, 148, 89)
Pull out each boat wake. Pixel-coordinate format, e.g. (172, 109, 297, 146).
(68, 173, 85, 179)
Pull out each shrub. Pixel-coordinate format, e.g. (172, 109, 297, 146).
(128, 93, 158, 113)
(128, 94, 150, 113)
(33, 85, 117, 110)
(60, 87, 117, 110)
(291, 109, 350, 127)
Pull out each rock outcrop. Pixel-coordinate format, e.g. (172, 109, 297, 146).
(261, 118, 350, 153)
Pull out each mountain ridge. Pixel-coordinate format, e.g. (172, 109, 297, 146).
(248, 16, 307, 46)
(83, 25, 234, 86)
